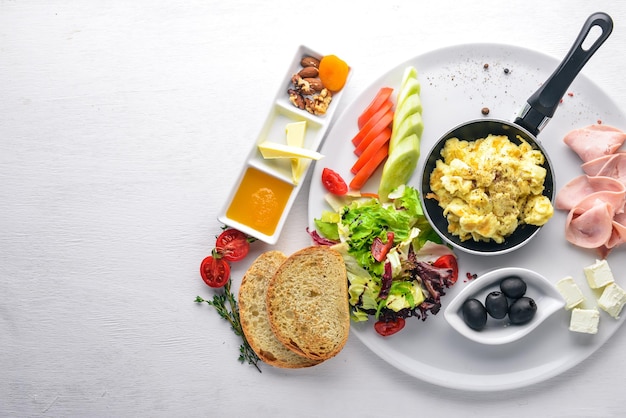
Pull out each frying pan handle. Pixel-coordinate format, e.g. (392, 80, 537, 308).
(515, 12, 613, 136)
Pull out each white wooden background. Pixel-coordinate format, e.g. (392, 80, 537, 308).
(2, 0, 626, 416)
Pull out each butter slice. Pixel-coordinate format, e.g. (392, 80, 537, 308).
(285, 121, 308, 184)
(556, 276, 585, 310)
(598, 283, 626, 319)
(569, 308, 600, 334)
(257, 141, 323, 161)
(583, 259, 615, 289)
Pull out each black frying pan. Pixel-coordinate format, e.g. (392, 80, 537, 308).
(420, 12, 613, 255)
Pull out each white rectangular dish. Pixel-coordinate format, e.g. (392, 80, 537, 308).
(217, 45, 351, 244)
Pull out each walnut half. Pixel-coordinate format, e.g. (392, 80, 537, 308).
(305, 88, 332, 116)
(288, 89, 305, 110)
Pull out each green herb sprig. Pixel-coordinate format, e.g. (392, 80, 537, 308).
(195, 280, 261, 372)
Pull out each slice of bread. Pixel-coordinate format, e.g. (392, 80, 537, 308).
(238, 251, 321, 368)
(267, 246, 350, 361)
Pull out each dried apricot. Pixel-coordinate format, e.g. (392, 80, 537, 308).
(318, 55, 349, 92)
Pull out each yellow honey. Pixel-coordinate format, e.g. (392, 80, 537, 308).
(226, 166, 294, 236)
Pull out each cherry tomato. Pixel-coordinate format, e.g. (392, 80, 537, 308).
(215, 229, 250, 262)
(371, 231, 395, 262)
(374, 317, 406, 336)
(200, 255, 230, 288)
(321, 167, 348, 195)
(432, 254, 459, 284)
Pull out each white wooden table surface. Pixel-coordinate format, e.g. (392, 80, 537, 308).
(2, 1, 626, 416)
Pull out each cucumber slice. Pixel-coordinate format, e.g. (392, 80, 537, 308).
(396, 77, 421, 110)
(389, 112, 424, 152)
(400, 66, 418, 90)
(391, 93, 423, 135)
(378, 133, 420, 201)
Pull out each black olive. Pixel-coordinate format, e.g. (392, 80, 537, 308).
(508, 297, 537, 325)
(485, 291, 508, 319)
(462, 298, 488, 330)
(500, 276, 527, 299)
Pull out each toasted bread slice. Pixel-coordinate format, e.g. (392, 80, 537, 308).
(267, 246, 350, 361)
(239, 251, 321, 368)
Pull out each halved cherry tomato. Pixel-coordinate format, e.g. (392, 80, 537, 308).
(374, 317, 406, 336)
(432, 254, 459, 284)
(215, 229, 249, 262)
(321, 167, 348, 195)
(371, 231, 395, 262)
(200, 255, 231, 288)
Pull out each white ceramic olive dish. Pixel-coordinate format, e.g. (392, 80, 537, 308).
(217, 45, 351, 244)
(444, 267, 566, 345)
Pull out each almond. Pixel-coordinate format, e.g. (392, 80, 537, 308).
(304, 77, 324, 92)
(298, 66, 319, 78)
(300, 56, 320, 68)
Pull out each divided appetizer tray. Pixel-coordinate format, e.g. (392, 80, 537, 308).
(218, 45, 351, 244)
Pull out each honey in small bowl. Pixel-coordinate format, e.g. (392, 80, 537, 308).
(225, 166, 294, 236)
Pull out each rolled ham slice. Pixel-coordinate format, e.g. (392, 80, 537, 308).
(560, 124, 626, 257)
(608, 212, 626, 248)
(582, 154, 614, 176)
(555, 175, 626, 211)
(598, 214, 626, 259)
(582, 152, 626, 184)
(565, 198, 615, 249)
(563, 125, 626, 163)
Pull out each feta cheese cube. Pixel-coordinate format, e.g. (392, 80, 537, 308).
(556, 276, 585, 309)
(583, 259, 615, 289)
(598, 283, 626, 319)
(569, 308, 600, 334)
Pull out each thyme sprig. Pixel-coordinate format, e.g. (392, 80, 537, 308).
(195, 280, 261, 372)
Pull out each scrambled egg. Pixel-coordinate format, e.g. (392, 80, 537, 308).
(428, 134, 553, 243)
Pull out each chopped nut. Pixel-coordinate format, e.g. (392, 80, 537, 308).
(305, 88, 332, 115)
(288, 89, 305, 109)
(300, 56, 320, 68)
(290, 74, 313, 94)
(292, 75, 324, 95)
(304, 77, 324, 93)
(288, 55, 333, 115)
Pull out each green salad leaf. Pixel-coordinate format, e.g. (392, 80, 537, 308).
(313, 185, 457, 324)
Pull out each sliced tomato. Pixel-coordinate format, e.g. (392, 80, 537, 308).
(200, 255, 230, 288)
(215, 228, 250, 262)
(371, 231, 395, 262)
(321, 167, 348, 195)
(374, 317, 406, 336)
(432, 254, 459, 284)
(357, 87, 394, 130)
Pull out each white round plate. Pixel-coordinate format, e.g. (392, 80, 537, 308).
(307, 43, 626, 391)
